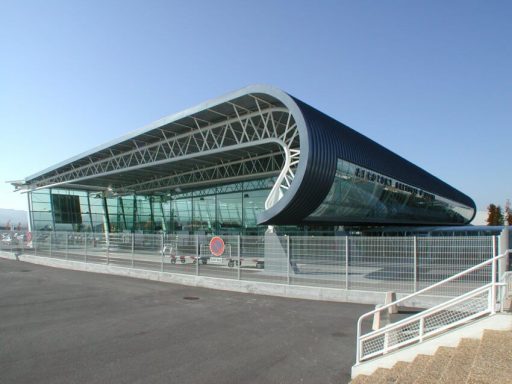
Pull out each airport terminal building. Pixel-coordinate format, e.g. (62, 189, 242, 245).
(13, 85, 476, 235)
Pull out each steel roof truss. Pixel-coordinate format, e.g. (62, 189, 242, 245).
(25, 106, 300, 210)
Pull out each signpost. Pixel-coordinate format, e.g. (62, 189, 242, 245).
(209, 236, 225, 257)
(209, 236, 225, 264)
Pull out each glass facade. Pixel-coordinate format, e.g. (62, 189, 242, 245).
(308, 159, 475, 225)
(29, 188, 104, 232)
(27, 159, 474, 235)
(28, 179, 277, 235)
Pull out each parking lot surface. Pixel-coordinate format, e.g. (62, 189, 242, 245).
(0, 258, 371, 384)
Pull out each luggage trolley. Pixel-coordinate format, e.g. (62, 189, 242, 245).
(161, 240, 186, 264)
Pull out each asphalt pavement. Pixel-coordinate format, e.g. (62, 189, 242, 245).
(0, 258, 371, 384)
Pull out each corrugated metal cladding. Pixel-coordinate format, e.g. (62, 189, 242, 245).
(257, 93, 475, 225)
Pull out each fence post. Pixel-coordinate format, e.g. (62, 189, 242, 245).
(286, 235, 290, 285)
(196, 235, 200, 276)
(65, 232, 69, 260)
(160, 234, 164, 272)
(499, 227, 509, 275)
(237, 235, 241, 280)
(498, 229, 510, 310)
(345, 236, 349, 290)
(131, 233, 135, 268)
(491, 249, 497, 315)
(106, 234, 110, 265)
(414, 236, 419, 292)
(84, 232, 88, 263)
(419, 317, 425, 342)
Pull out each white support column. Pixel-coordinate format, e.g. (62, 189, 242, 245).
(26, 193, 33, 233)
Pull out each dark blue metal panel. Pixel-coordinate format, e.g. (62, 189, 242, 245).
(258, 95, 476, 225)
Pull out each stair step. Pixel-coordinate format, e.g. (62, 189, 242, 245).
(438, 338, 480, 384)
(350, 373, 370, 384)
(376, 361, 409, 384)
(371, 368, 393, 383)
(467, 330, 512, 384)
(351, 361, 411, 384)
(352, 328, 512, 384)
(396, 354, 432, 384)
(413, 346, 456, 384)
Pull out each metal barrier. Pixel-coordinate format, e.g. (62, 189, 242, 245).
(355, 248, 510, 364)
(0, 231, 497, 296)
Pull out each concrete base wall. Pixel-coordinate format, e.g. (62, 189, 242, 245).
(0, 251, 389, 304)
(0, 251, 462, 308)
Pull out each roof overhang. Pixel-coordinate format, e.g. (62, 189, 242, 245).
(15, 85, 310, 224)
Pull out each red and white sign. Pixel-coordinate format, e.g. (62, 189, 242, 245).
(209, 236, 225, 257)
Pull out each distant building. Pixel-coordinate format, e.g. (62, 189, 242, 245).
(471, 211, 488, 226)
(13, 85, 475, 234)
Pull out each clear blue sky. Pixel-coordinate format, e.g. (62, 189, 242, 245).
(1, 0, 510, 215)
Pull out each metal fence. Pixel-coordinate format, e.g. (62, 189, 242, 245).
(0, 231, 496, 296)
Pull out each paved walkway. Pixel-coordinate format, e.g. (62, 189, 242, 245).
(0, 258, 371, 384)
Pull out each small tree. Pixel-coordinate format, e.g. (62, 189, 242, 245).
(487, 204, 505, 226)
(495, 205, 504, 225)
(486, 204, 497, 226)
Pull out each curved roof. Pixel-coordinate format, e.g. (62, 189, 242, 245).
(16, 85, 476, 226)
(259, 96, 476, 224)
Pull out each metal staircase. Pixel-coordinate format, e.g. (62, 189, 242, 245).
(353, 249, 510, 377)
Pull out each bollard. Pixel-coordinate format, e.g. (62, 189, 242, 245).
(385, 291, 398, 314)
(372, 304, 390, 330)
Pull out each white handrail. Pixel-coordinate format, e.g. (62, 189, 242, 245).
(356, 249, 509, 364)
(360, 282, 501, 342)
(360, 285, 498, 360)
(360, 250, 507, 322)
